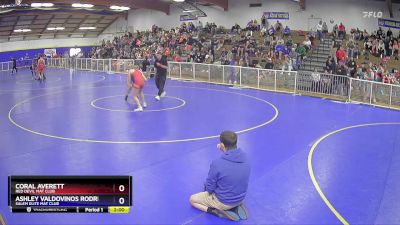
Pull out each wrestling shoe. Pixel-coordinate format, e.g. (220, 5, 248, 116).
(134, 107, 143, 112)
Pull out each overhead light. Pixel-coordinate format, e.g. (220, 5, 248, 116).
(174, 0, 185, 2)
(79, 27, 96, 30)
(110, 5, 130, 11)
(72, 3, 94, 8)
(31, 3, 54, 7)
(47, 27, 65, 31)
(14, 29, 31, 32)
(183, 10, 197, 13)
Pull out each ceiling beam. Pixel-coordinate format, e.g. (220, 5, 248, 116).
(56, 14, 72, 36)
(23, 0, 170, 15)
(98, 16, 119, 36)
(130, 0, 170, 15)
(39, 14, 54, 37)
(387, 0, 393, 18)
(84, 15, 103, 37)
(10, 15, 19, 38)
(201, 0, 228, 11)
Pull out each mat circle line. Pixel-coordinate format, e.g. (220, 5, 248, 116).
(91, 94, 186, 112)
(16, 77, 62, 84)
(308, 122, 400, 225)
(0, 75, 106, 92)
(8, 85, 279, 144)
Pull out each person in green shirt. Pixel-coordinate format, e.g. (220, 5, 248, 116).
(296, 44, 306, 61)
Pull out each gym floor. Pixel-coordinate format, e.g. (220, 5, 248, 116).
(0, 68, 399, 225)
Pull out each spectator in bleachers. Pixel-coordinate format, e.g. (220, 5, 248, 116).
(296, 44, 307, 62)
(303, 36, 312, 51)
(316, 21, 323, 41)
(231, 23, 241, 33)
(261, 14, 268, 29)
(392, 39, 399, 60)
(336, 46, 347, 65)
(332, 24, 338, 39)
(274, 20, 283, 36)
(283, 26, 291, 38)
(264, 57, 274, 69)
(91, 19, 303, 72)
(338, 23, 346, 39)
(268, 25, 276, 36)
(347, 57, 357, 77)
(346, 40, 355, 58)
(322, 22, 328, 37)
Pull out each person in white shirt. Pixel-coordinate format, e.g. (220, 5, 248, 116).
(316, 21, 323, 41)
(303, 37, 312, 51)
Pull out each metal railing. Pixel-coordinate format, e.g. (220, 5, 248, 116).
(33, 58, 400, 110)
(0, 59, 32, 71)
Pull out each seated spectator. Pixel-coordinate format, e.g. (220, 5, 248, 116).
(281, 56, 292, 71)
(275, 43, 285, 60)
(264, 58, 274, 69)
(231, 23, 241, 33)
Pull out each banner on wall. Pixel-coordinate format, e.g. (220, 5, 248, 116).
(44, 49, 56, 57)
(263, 12, 289, 20)
(180, 14, 198, 21)
(378, 18, 400, 29)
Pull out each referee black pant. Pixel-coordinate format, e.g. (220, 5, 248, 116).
(12, 66, 17, 73)
(155, 74, 166, 96)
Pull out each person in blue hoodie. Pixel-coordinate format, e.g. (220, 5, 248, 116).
(189, 131, 251, 221)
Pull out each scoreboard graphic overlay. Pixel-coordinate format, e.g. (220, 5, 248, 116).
(8, 176, 132, 213)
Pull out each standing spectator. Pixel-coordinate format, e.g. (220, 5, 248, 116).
(387, 28, 393, 38)
(347, 57, 357, 77)
(347, 40, 355, 58)
(336, 47, 347, 65)
(338, 23, 346, 39)
(316, 21, 323, 41)
(322, 22, 328, 38)
(332, 24, 338, 39)
(377, 27, 383, 39)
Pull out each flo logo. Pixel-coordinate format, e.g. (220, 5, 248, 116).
(363, 11, 383, 18)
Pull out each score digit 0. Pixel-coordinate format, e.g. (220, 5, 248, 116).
(119, 185, 125, 192)
(119, 197, 125, 205)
